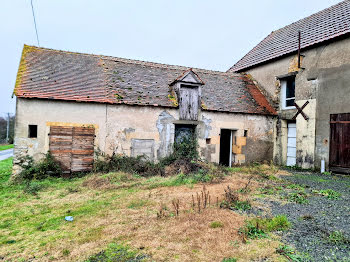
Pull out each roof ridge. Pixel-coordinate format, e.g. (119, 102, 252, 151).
(230, 0, 350, 72)
(24, 44, 240, 77)
(272, 0, 348, 34)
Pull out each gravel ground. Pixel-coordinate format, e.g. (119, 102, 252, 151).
(264, 172, 350, 261)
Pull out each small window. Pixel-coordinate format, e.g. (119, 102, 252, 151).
(281, 76, 295, 109)
(28, 125, 38, 138)
(244, 130, 248, 137)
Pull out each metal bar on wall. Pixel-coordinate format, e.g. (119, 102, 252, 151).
(229, 130, 233, 167)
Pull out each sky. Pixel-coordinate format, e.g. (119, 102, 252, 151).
(0, 0, 342, 116)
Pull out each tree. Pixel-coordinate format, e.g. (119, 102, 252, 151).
(0, 115, 15, 144)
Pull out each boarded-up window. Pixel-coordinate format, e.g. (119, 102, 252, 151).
(49, 126, 95, 173)
(179, 85, 199, 121)
(131, 139, 155, 161)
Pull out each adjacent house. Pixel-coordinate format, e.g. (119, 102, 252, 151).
(12, 45, 275, 174)
(229, 0, 350, 173)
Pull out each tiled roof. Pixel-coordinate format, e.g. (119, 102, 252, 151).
(229, 0, 350, 72)
(14, 45, 276, 115)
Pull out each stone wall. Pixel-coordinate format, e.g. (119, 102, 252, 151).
(13, 98, 274, 174)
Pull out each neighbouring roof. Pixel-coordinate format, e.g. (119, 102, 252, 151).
(14, 45, 276, 115)
(229, 0, 350, 72)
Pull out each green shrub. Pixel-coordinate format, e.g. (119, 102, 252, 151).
(234, 200, 251, 211)
(286, 192, 309, 204)
(312, 189, 341, 200)
(265, 215, 291, 231)
(18, 153, 62, 181)
(85, 242, 147, 262)
(160, 134, 198, 166)
(240, 215, 291, 240)
(239, 222, 267, 239)
(23, 181, 44, 195)
(250, 215, 291, 232)
(93, 135, 199, 177)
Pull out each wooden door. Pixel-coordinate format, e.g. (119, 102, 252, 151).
(49, 126, 73, 173)
(49, 126, 95, 173)
(330, 113, 350, 172)
(71, 127, 95, 172)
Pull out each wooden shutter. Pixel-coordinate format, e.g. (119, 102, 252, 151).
(179, 86, 199, 121)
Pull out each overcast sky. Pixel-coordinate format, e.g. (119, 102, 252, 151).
(0, 0, 342, 116)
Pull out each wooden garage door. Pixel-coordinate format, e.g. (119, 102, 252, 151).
(49, 126, 95, 173)
(330, 113, 350, 172)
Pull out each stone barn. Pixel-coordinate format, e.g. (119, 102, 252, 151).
(12, 45, 276, 174)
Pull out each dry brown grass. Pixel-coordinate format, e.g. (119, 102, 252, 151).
(1, 168, 290, 262)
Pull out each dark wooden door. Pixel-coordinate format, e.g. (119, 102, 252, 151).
(330, 113, 350, 172)
(49, 126, 95, 173)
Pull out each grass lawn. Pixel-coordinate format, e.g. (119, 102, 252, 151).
(0, 144, 14, 151)
(0, 159, 294, 262)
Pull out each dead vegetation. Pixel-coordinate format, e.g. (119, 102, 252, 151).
(1, 161, 293, 262)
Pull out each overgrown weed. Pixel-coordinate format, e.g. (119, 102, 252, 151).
(327, 231, 350, 245)
(220, 186, 252, 211)
(285, 192, 309, 204)
(312, 189, 341, 200)
(239, 215, 291, 241)
(16, 153, 62, 181)
(276, 245, 303, 262)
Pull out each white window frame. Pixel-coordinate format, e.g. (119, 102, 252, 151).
(280, 78, 296, 110)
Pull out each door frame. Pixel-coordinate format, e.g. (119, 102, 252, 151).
(219, 128, 237, 167)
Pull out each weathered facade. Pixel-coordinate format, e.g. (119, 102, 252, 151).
(230, 0, 350, 172)
(13, 45, 275, 175)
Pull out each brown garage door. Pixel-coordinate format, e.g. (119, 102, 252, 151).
(49, 126, 95, 173)
(330, 113, 350, 173)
